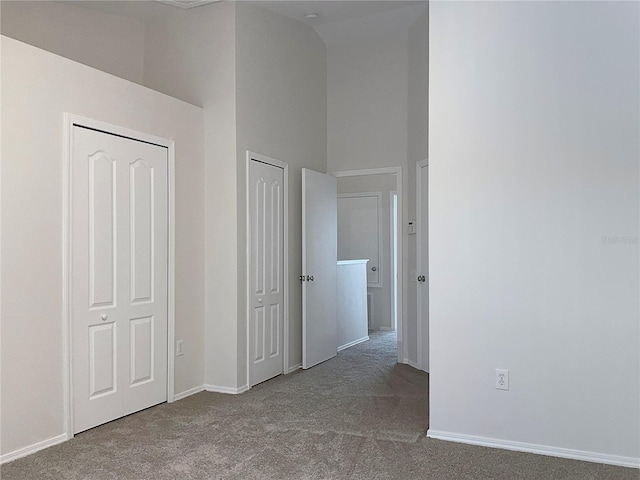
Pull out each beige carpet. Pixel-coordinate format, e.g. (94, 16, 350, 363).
(1, 332, 636, 479)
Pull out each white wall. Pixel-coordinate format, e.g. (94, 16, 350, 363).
(337, 261, 369, 349)
(0, 1, 145, 84)
(322, 9, 413, 173)
(235, 2, 327, 380)
(1, 37, 205, 457)
(428, 1, 639, 465)
(144, 1, 326, 388)
(407, 8, 429, 370)
(337, 175, 397, 331)
(142, 0, 239, 391)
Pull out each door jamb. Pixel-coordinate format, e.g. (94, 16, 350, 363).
(63, 113, 176, 440)
(416, 159, 429, 372)
(245, 151, 289, 388)
(329, 167, 404, 364)
(390, 190, 398, 331)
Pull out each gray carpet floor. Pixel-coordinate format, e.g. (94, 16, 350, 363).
(2, 332, 637, 479)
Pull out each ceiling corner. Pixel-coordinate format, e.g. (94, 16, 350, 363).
(155, 0, 222, 9)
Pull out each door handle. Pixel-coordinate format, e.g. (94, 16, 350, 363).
(101, 314, 108, 321)
(417, 275, 426, 283)
(299, 275, 306, 282)
(306, 275, 315, 282)
(371, 267, 377, 272)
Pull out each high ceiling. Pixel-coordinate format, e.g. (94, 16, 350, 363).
(244, 1, 426, 27)
(63, 1, 426, 30)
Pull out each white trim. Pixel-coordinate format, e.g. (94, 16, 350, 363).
(330, 167, 405, 364)
(405, 359, 420, 370)
(426, 430, 640, 469)
(337, 336, 369, 352)
(173, 385, 205, 401)
(167, 142, 176, 404)
(378, 327, 393, 331)
(416, 159, 428, 373)
(337, 191, 383, 288)
(367, 292, 374, 330)
(390, 190, 398, 332)
(337, 259, 369, 265)
(329, 167, 399, 177)
(204, 384, 250, 395)
(245, 151, 290, 389)
(0, 434, 68, 465)
(156, 0, 221, 9)
(63, 114, 176, 439)
(62, 115, 73, 441)
(286, 363, 302, 374)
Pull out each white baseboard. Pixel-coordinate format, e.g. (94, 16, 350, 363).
(338, 336, 369, 352)
(173, 385, 205, 401)
(404, 358, 420, 370)
(427, 430, 640, 469)
(0, 433, 68, 465)
(286, 363, 302, 374)
(204, 383, 249, 395)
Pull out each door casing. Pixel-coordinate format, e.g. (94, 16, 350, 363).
(245, 151, 289, 388)
(63, 114, 176, 440)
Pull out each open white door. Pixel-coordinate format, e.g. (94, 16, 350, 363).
(417, 160, 429, 372)
(302, 169, 337, 369)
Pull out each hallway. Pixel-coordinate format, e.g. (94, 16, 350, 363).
(2, 333, 634, 479)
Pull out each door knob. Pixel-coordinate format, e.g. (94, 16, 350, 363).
(257, 298, 263, 303)
(306, 275, 315, 282)
(299, 275, 305, 282)
(101, 314, 108, 321)
(371, 267, 377, 272)
(417, 275, 426, 283)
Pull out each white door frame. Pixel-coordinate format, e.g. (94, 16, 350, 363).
(329, 167, 404, 363)
(62, 113, 176, 440)
(416, 159, 428, 371)
(390, 190, 398, 331)
(245, 151, 289, 388)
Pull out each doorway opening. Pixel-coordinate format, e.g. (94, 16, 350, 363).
(331, 167, 404, 363)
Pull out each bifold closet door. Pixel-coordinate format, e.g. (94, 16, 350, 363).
(72, 126, 168, 433)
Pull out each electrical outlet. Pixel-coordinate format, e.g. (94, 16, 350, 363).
(176, 340, 184, 357)
(495, 369, 509, 391)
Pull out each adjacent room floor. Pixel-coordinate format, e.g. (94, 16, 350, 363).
(2, 332, 635, 479)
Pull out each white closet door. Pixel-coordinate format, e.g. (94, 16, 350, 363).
(249, 159, 285, 386)
(72, 126, 168, 433)
(302, 169, 337, 369)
